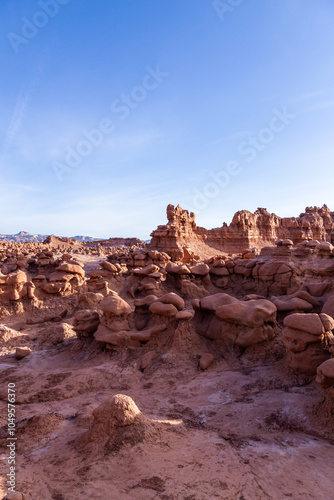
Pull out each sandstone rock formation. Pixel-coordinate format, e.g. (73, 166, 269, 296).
(149, 204, 334, 258)
(194, 293, 277, 349)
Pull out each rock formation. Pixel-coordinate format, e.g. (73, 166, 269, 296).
(149, 204, 334, 258)
(282, 313, 333, 375)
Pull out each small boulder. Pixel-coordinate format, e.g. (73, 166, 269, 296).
(15, 347, 31, 359)
(199, 353, 214, 370)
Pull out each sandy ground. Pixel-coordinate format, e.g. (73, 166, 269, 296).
(1, 331, 334, 500)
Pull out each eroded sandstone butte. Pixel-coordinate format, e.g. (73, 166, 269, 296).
(149, 203, 334, 259)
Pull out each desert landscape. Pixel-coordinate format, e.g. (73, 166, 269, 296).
(1, 204, 334, 499)
(2, 1, 334, 498)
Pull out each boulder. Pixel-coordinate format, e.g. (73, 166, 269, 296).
(216, 299, 277, 327)
(189, 263, 210, 276)
(158, 292, 184, 310)
(15, 347, 31, 359)
(100, 293, 132, 316)
(56, 263, 85, 277)
(283, 314, 325, 335)
(199, 353, 214, 370)
(149, 302, 178, 317)
(200, 293, 238, 313)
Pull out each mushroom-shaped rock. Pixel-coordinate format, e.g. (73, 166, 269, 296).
(189, 263, 210, 276)
(196, 296, 276, 348)
(283, 314, 325, 335)
(134, 295, 158, 308)
(101, 261, 119, 273)
(149, 302, 178, 317)
(56, 263, 85, 277)
(282, 313, 332, 376)
(176, 310, 193, 320)
(133, 264, 159, 276)
(87, 269, 111, 278)
(209, 266, 230, 277)
(73, 309, 100, 337)
(165, 262, 191, 275)
(158, 292, 184, 311)
(316, 359, 334, 388)
(7, 271, 28, 300)
(48, 271, 73, 282)
(100, 292, 132, 316)
(216, 299, 277, 327)
(200, 293, 238, 313)
(7, 271, 27, 285)
(99, 292, 132, 333)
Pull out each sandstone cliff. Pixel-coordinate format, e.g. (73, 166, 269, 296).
(149, 204, 334, 257)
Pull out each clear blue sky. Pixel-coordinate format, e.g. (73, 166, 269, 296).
(1, 0, 334, 239)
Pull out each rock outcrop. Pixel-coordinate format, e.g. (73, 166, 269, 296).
(149, 204, 334, 258)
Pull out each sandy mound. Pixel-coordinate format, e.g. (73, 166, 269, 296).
(76, 394, 168, 455)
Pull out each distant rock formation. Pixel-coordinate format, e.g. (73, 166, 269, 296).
(149, 204, 334, 257)
(0, 232, 101, 243)
(0, 232, 143, 246)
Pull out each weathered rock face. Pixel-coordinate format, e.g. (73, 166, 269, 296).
(149, 204, 334, 258)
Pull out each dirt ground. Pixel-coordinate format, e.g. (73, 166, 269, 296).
(1, 326, 334, 500)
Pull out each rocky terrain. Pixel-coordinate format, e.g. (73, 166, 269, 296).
(1, 204, 334, 499)
(0, 232, 144, 245)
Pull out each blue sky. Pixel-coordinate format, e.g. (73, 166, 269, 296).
(1, 0, 334, 239)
